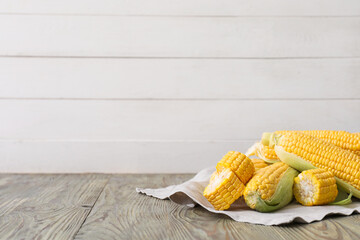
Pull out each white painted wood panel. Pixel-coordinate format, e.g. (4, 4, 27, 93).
(1, 16, 360, 57)
(0, 100, 358, 140)
(1, 58, 360, 99)
(0, 140, 253, 173)
(1, 0, 359, 16)
(1, 1, 359, 174)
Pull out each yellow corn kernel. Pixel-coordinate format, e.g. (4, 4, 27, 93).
(277, 131, 360, 192)
(353, 133, 360, 156)
(203, 168, 245, 211)
(262, 145, 278, 159)
(353, 150, 360, 157)
(293, 169, 338, 206)
(216, 151, 255, 184)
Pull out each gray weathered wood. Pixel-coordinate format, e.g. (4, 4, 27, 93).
(273, 214, 360, 240)
(0, 174, 109, 239)
(0, 174, 359, 239)
(75, 174, 360, 240)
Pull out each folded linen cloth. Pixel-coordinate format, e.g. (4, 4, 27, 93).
(136, 167, 360, 225)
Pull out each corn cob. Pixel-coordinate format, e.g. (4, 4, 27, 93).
(263, 130, 360, 151)
(263, 130, 360, 157)
(273, 131, 360, 199)
(245, 142, 279, 163)
(293, 169, 338, 206)
(203, 168, 245, 210)
(216, 151, 255, 184)
(243, 162, 299, 212)
(250, 158, 269, 173)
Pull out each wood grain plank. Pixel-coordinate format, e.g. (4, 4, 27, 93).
(270, 215, 360, 240)
(74, 174, 286, 240)
(75, 174, 360, 240)
(1, 0, 359, 16)
(1, 16, 359, 57)
(0, 174, 109, 239)
(0, 100, 359, 141)
(0, 174, 108, 207)
(0, 174, 357, 239)
(1, 58, 359, 99)
(0, 140, 254, 173)
(0, 207, 90, 240)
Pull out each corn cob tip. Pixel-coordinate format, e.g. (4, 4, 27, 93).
(246, 142, 279, 163)
(250, 158, 269, 173)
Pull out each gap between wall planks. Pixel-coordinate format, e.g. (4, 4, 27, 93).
(0, 100, 358, 140)
(0, 16, 360, 58)
(1, 0, 360, 16)
(0, 140, 253, 173)
(0, 57, 359, 99)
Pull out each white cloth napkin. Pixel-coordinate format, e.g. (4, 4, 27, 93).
(136, 167, 360, 225)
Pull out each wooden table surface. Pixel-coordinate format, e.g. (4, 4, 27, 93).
(0, 174, 359, 240)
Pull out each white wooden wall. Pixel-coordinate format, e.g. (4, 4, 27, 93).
(0, 1, 359, 173)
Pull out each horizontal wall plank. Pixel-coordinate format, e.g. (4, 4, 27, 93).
(1, 0, 359, 16)
(0, 100, 358, 140)
(1, 16, 360, 57)
(0, 140, 254, 173)
(1, 58, 360, 99)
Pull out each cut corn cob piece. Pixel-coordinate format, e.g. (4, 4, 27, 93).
(243, 162, 299, 212)
(273, 131, 360, 199)
(245, 142, 279, 163)
(263, 130, 360, 151)
(293, 169, 338, 206)
(203, 168, 245, 211)
(250, 158, 269, 173)
(216, 151, 255, 184)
